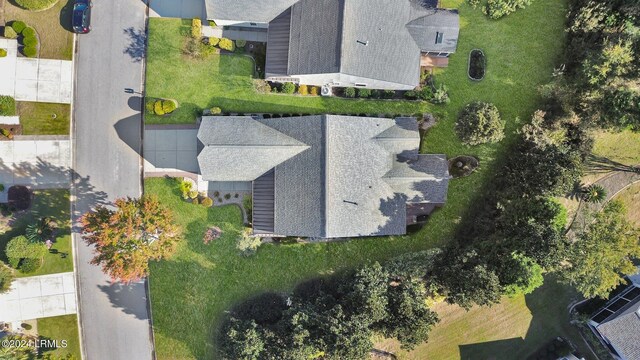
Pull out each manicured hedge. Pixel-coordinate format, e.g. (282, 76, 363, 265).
(298, 84, 308, 95)
(11, 21, 27, 34)
(281, 82, 296, 94)
(191, 18, 201, 38)
(218, 38, 235, 52)
(4, 26, 18, 39)
(0, 49, 6, 58)
(154, 101, 164, 115)
(23, 36, 38, 47)
(23, 45, 37, 58)
(162, 99, 177, 113)
(21, 26, 36, 38)
(210, 37, 220, 46)
(14, 0, 59, 11)
(148, 99, 178, 115)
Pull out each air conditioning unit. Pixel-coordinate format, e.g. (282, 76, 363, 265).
(321, 85, 332, 96)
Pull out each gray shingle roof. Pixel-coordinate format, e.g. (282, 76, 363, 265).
(205, 0, 299, 23)
(197, 115, 449, 238)
(596, 298, 640, 360)
(406, 9, 460, 53)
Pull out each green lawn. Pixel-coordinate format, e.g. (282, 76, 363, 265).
(17, 102, 70, 135)
(37, 315, 82, 359)
(2, 0, 74, 60)
(592, 129, 640, 166)
(146, 0, 570, 358)
(0, 190, 73, 277)
(376, 278, 592, 360)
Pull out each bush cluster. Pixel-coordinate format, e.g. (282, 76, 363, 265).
(191, 18, 202, 38)
(10, 22, 39, 58)
(357, 88, 371, 98)
(148, 99, 178, 116)
(483, 0, 533, 19)
(5, 236, 47, 271)
(4, 25, 17, 39)
(14, 0, 59, 11)
(455, 101, 505, 145)
(344, 87, 356, 98)
(218, 38, 235, 52)
(11, 21, 26, 33)
(22, 26, 36, 38)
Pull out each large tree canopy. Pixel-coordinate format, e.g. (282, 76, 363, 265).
(81, 196, 181, 283)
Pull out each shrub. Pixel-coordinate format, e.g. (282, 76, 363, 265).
(431, 84, 450, 104)
(19, 257, 42, 273)
(310, 86, 319, 96)
(234, 193, 239, 198)
(0, 262, 14, 294)
(188, 190, 199, 200)
(583, 184, 607, 203)
(201, 197, 213, 207)
(23, 45, 37, 58)
(357, 88, 372, 98)
(224, 193, 231, 200)
(218, 38, 235, 52)
(281, 82, 296, 94)
(209, 107, 222, 114)
(236, 39, 247, 48)
(162, 99, 178, 114)
(243, 194, 253, 222)
(11, 21, 27, 34)
(455, 102, 505, 146)
(298, 84, 308, 96)
(484, 0, 533, 19)
(25, 217, 54, 243)
(0, 128, 13, 140)
(237, 228, 262, 256)
(5, 236, 47, 269)
(344, 87, 356, 98)
(404, 90, 418, 100)
(21, 26, 36, 38)
(153, 101, 165, 115)
(0, 96, 16, 116)
(382, 90, 396, 99)
(179, 179, 192, 199)
(192, 197, 200, 205)
(14, 0, 59, 11)
(23, 35, 38, 47)
(4, 26, 17, 39)
(145, 99, 155, 113)
(191, 18, 202, 38)
(210, 37, 220, 46)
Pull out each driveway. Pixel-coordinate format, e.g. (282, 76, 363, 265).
(0, 272, 77, 322)
(0, 136, 71, 202)
(143, 125, 199, 175)
(0, 39, 73, 104)
(72, 0, 153, 359)
(148, 0, 205, 19)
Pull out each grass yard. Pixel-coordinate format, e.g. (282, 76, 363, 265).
(613, 183, 640, 226)
(592, 129, 640, 166)
(37, 315, 82, 359)
(146, 0, 570, 358)
(16, 102, 70, 135)
(0, 189, 73, 277)
(2, 0, 74, 60)
(376, 278, 592, 360)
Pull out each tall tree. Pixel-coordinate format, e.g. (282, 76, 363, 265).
(560, 201, 640, 298)
(81, 196, 181, 283)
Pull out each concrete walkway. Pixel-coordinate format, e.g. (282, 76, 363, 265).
(0, 136, 71, 202)
(202, 26, 268, 42)
(0, 39, 73, 104)
(0, 272, 77, 322)
(567, 167, 640, 237)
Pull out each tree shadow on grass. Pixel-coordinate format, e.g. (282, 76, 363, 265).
(585, 154, 640, 174)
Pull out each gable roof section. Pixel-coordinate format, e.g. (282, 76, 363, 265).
(383, 154, 449, 204)
(596, 298, 640, 360)
(197, 116, 309, 181)
(205, 0, 299, 23)
(406, 9, 460, 53)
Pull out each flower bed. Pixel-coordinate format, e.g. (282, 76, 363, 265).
(468, 49, 486, 81)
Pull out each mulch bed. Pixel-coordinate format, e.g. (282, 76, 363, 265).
(0, 124, 22, 140)
(468, 49, 486, 81)
(449, 155, 479, 178)
(8, 185, 32, 211)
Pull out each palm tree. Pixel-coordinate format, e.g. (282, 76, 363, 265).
(583, 184, 607, 203)
(25, 217, 54, 243)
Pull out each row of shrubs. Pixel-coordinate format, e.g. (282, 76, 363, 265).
(146, 98, 178, 116)
(468, 0, 533, 19)
(4, 21, 38, 58)
(179, 180, 240, 208)
(191, 18, 247, 53)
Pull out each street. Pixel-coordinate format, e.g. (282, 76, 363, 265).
(71, 0, 153, 359)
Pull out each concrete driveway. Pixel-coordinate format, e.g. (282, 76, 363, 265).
(144, 126, 199, 175)
(0, 272, 77, 322)
(73, 0, 154, 359)
(148, 0, 205, 19)
(0, 39, 73, 104)
(0, 136, 71, 202)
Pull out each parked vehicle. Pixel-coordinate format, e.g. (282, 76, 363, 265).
(72, 0, 93, 34)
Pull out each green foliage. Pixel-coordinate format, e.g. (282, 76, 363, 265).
(153, 100, 165, 115)
(243, 194, 252, 223)
(220, 319, 264, 360)
(357, 88, 371, 98)
(11, 21, 27, 34)
(5, 235, 47, 269)
(236, 39, 246, 48)
(281, 82, 296, 94)
(145, 99, 155, 113)
(161, 99, 177, 114)
(178, 179, 192, 199)
(201, 197, 213, 207)
(344, 87, 356, 98)
(22, 26, 36, 38)
(23, 45, 37, 58)
(14, 0, 59, 11)
(236, 228, 261, 256)
(191, 18, 201, 38)
(0, 261, 14, 294)
(23, 35, 38, 47)
(209, 37, 220, 46)
(455, 101, 505, 145)
(309, 86, 319, 96)
(602, 88, 639, 131)
(559, 201, 640, 299)
(0, 96, 16, 116)
(19, 257, 43, 273)
(209, 106, 222, 114)
(483, 0, 534, 19)
(502, 253, 544, 297)
(583, 183, 607, 203)
(0, 49, 6, 58)
(431, 84, 450, 104)
(218, 38, 235, 52)
(298, 84, 308, 95)
(4, 25, 18, 39)
(25, 217, 54, 242)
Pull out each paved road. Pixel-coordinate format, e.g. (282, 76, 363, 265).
(72, 1, 153, 359)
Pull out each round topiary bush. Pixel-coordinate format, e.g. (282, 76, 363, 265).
(0, 49, 6, 58)
(455, 102, 505, 146)
(19, 257, 43, 273)
(22, 45, 37, 58)
(11, 21, 27, 34)
(201, 197, 213, 207)
(344, 87, 356, 98)
(14, 0, 60, 11)
(21, 26, 36, 38)
(23, 35, 38, 47)
(4, 26, 18, 39)
(161, 99, 178, 114)
(281, 82, 296, 94)
(153, 100, 165, 115)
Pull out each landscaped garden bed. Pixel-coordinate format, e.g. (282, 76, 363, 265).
(448, 155, 479, 178)
(468, 49, 486, 81)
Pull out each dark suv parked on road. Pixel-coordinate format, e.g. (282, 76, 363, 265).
(72, 0, 93, 34)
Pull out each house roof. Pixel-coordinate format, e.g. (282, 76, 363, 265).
(266, 0, 460, 87)
(596, 298, 640, 360)
(205, 0, 299, 23)
(197, 115, 449, 238)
